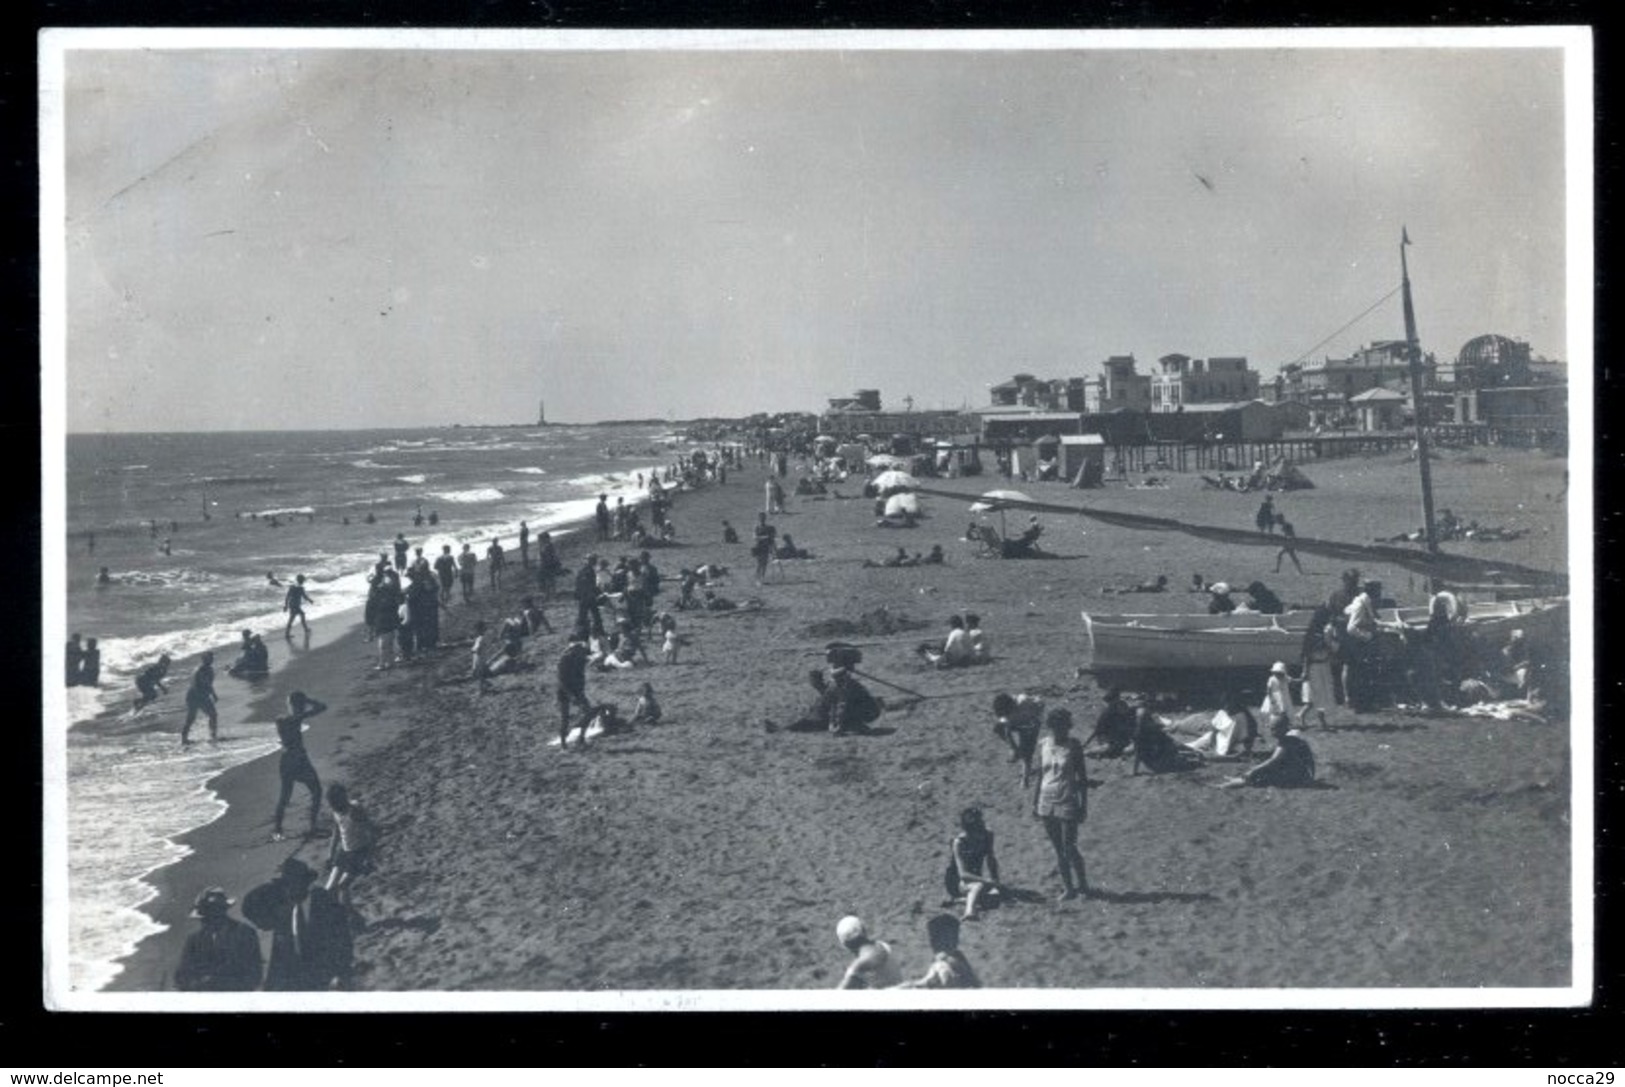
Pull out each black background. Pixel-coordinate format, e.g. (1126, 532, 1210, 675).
(8, 0, 1615, 1067)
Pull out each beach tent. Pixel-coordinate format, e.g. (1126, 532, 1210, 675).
(1060, 435, 1107, 488)
(884, 492, 921, 518)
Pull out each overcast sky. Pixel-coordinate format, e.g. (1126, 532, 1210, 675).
(57, 41, 1570, 431)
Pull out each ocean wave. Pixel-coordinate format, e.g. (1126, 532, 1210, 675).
(508, 467, 548, 475)
(429, 488, 505, 504)
(121, 464, 149, 471)
(396, 474, 428, 485)
(250, 507, 316, 519)
(67, 727, 281, 991)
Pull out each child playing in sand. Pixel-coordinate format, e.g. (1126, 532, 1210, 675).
(945, 808, 1002, 921)
(896, 915, 982, 989)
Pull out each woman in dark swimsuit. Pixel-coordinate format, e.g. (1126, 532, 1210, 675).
(272, 690, 328, 842)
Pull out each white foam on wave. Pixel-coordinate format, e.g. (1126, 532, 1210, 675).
(508, 467, 548, 475)
(67, 726, 281, 991)
(396, 474, 428, 485)
(121, 464, 149, 471)
(251, 506, 316, 519)
(430, 487, 506, 504)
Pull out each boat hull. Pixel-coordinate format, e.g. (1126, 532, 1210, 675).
(1081, 598, 1568, 691)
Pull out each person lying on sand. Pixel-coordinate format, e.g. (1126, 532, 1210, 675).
(862, 547, 918, 569)
(1222, 717, 1316, 789)
(895, 915, 982, 989)
(701, 589, 738, 611)
(1102, 574, 1169, 595)
(945, 807, 1002, 921)
(835, 915, 903, 990)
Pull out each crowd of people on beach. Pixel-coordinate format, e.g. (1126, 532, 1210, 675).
(150, 446, 760, 989)
(93, 434, 1563, 992)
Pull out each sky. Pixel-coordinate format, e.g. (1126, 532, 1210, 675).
(54, 38, 1573, 431)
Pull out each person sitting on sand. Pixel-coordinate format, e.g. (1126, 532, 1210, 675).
(1102, 574, 1170, 595)
(1206, 582, 1237, 615)
(835, 915, 903, 990)
(964, 613, 990, 664)
(1245, 581, 1285, 616)
(1188, 573, 1209, 593)
(896, 915, 982, 989)
(863, 547, 915, 569)
(722, 520, 740, 544)
(775, 533, 812, 560)
(133, 654, 171, 710)
(631, 682, 662, 725)
(1131, 706, 1203, 775)
(830, 666, 883, 735)
(555, 634, 594, 750)
(920, 544, 945, 565)
(919, 615, 972, 669)
(1223, 717, 1316, 789)
(1182, 692, 1259, 757)
(1083, 688, 1136, 758)
(945, 807, 1002, 921)
(769, 668, 840, 734)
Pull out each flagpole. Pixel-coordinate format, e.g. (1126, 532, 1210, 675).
(1400, 227, 1440, 555)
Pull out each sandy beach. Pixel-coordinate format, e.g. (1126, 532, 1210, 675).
(103, 444, 1573, 994)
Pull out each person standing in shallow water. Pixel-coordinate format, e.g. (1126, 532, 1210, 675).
(1033, 708, 1089, 901)
(271, 690, 327, 842)
(518, 520, 530, 568)
(181, 651, 220, 745)
(595, 495, 611, 542)
(66, 633, 83, 687)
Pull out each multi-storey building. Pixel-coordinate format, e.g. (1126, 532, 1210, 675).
(1149, 354, 1260, 412)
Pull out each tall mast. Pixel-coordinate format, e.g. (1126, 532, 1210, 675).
(1400, 226, 1439, 554)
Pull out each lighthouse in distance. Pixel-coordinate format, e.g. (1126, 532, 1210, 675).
(537, 398, 546, 426)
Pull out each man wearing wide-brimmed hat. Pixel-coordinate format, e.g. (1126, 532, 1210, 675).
(173, 887, 262, 992)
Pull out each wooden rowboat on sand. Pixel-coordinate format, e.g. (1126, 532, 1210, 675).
(1081, 597, 1568, 692)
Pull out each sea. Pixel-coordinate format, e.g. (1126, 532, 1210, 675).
(57, 423, 680, 991)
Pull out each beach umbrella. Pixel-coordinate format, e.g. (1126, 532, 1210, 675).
(871, 469, 918, 496)
(969, 488, 1035, 536)
(884, 492, 921, 518)
(866, 453, 910, 470)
